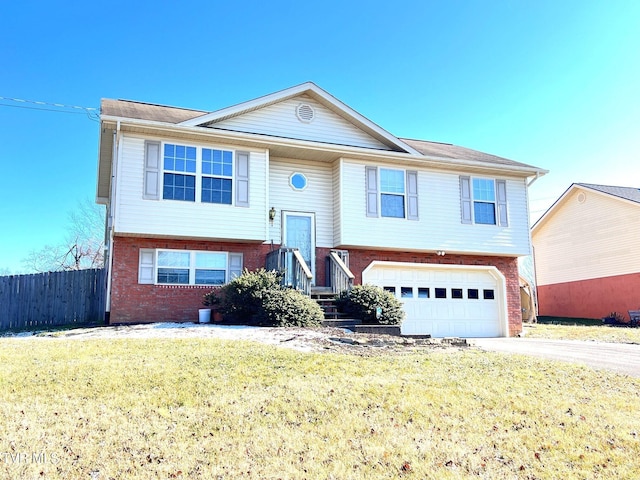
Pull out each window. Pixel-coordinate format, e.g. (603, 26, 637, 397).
(365, 167, 418, 220)
(383, 286, 396, 295)
(202, 149, 233, 204)
(151, 143, 249, 206)
(460, 176, 508, 226)
(468, 289, 479, 299)
(483, 289, 495, 300)
(289, 172, 307, 191)
(138, 249, 243, 286)
(452, 288, 463, 299)
(401, 287, 413, 298)
(380, 168, 405, 218)
(418, 287, 430, 299)
(435, 288, 447, 299)
(163, 144, 196, 201)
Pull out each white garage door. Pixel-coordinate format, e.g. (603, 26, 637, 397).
(363, 262, 506, 338)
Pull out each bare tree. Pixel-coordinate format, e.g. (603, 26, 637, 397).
(22, 199, 106, 273)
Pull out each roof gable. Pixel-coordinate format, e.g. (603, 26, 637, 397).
(532, 183, 640, 233)
(178, 82, 421, 154)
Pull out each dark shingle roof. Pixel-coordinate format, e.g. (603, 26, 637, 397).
(578, 183, 640, 204)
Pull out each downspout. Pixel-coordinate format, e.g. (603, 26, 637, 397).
(104, 121, 120, 319)
(527, 171, 541, 187)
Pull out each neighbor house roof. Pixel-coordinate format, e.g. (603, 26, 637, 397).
(576, 183, 640, 204)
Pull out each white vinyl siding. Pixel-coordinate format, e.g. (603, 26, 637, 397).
(114, 135, 267, 241)
(533, 189, 640, 286)
(208, 95, 392, 150)
(268, 158, 334, 248)
(338, 161, 531, 256)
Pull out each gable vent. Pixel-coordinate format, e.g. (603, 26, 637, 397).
(296, 103, 315, 123)
(577, 192, 586, 204)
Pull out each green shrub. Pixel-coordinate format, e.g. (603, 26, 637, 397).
(204, 268, 323, 327)
(335, 284, 405, 325)
(258, 288, 324, 327)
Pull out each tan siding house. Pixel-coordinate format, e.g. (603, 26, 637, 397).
(532, 183, 640, 320)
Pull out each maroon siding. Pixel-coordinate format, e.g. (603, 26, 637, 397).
(537, 273, 640, 320)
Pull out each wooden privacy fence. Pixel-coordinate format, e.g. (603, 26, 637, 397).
(0, 268, 106, 331)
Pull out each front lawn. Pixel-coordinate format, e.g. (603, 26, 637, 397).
(525, 323, 640, 344)
(1, 338, 639, 479)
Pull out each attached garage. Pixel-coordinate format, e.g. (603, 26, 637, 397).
(362, 261, 508, 337)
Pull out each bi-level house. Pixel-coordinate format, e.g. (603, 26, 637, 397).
(97, 82, 546, 337)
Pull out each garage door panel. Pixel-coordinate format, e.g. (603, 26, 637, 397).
(364, 263, 505, 338)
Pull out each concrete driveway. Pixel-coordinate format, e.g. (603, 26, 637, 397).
(471, 338, 640, 378)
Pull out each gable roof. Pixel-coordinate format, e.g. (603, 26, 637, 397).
(176, 82, 421, 155)
(532, 182, 640, 233)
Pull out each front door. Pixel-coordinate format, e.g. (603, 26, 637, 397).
(282, 211, 315, 284)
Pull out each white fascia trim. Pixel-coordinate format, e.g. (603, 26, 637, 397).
(176, 82, 422, 156)
(101, 114, 544, 177)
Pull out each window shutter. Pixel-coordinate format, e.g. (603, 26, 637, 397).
(460, 176, 472, 224)
(235, 152, 250, 207)
(144, 141, 160, 200)
(228, 253, 243, 280)
(365, 166, 378, 217)
(406, 170, 419, 220)
(138, 249, 155, 284)
(496, 179, 508, 226)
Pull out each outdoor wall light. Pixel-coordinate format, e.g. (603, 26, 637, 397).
(269, 207, 276, 222)
(436, 250, 446, 256)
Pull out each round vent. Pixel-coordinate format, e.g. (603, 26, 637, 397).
(296, 103, 315, 123)
(577, 192, 587, 204)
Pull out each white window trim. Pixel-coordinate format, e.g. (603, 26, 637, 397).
(138, 248, 243, 286)
(366, 167, 418, 220)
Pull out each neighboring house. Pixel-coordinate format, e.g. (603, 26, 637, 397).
(97, 82, 546, 337)
(532, 183, 640, 320)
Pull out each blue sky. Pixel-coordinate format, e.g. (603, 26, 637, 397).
(1, 1, 639, 273)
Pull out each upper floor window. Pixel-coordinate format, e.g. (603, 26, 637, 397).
(380, 168, 405, 218)
(202, 148, 233, 204)
(144, 141, 249, 207)
(366, 167, 418, 220)
(460, 176, 508, 226)
(163, 145, 196, 201)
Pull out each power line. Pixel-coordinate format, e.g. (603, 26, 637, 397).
(0, 96, 100, 122)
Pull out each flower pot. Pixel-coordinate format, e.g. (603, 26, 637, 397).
(198, 308, 211, 324)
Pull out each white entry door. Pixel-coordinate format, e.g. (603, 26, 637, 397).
(282, 212, 315, 284)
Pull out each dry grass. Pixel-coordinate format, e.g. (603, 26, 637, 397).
(525, 323, 640, 344)
(1, 337, 639, 479)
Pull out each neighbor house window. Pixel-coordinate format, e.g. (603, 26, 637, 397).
(460, 176, 508, 226)
(163, 144, 196, 201)
(138, 249, 243, 286)
(365, 167, 418, 220)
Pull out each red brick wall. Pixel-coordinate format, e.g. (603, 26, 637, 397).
(537, 272, 640, 320)
(109, 237, 273, 324)
(109, 237, 522, 335)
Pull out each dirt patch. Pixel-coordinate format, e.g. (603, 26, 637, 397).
(9, 322, 469, 355)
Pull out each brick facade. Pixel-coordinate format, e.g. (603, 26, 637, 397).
(109, 236, 522, 335)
